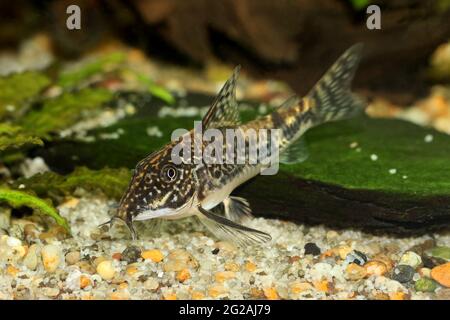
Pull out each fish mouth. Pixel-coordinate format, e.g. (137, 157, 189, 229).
(132, 196, 196, 221)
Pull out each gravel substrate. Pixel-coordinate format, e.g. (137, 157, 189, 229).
(1, 193, 449, 300)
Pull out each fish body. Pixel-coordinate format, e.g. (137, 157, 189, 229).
(109, 44, 366, 244)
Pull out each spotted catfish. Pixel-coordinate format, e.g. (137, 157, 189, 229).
(105, 44, 366, 245)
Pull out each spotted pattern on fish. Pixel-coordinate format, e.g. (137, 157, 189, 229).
(110, 44, 366, 244)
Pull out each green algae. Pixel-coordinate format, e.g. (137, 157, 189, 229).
(19, 88, 113, 137)
(15, 167, 132, 200)
(57, 52, 126, 88)
(0, 188, 70, 233)
(0, 72, 51, 119)
(0, 123, 43, 152)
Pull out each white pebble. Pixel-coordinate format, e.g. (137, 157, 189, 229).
(6, 236, 21, 247)
(349, 142, 358, 149)
(389, 169, 397, 174)
(370, 154, 378, 161)
(96, 260, 115, 280)
(424, 134, 433, 143)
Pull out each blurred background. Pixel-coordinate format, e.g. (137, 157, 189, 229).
(1, 0, 450, 104)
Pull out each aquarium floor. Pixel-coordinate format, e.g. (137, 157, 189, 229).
(0, 193, 449, 300)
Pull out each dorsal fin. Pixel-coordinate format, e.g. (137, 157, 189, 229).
(202, 66, 241, 129)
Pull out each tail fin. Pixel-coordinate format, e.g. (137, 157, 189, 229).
(306, 43, 366, 126)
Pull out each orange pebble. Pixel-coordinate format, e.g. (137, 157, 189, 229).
(389, 292, 409, 300)
(364, 260, 388, 276)
(163, 292, 177, 300)
(112, 253, 122, 260)
(244, 261, 257, 272)
(431, 262, 450, 287)
(191, 291, 205, 300)
(215, 271, 236, 283)
(141, 249, 164, 263)
(6, 265, 19, 276)
(79, 275, 91, 289)
(290, 281, 313, 294)
(263, 287, 279, 300)
(313, 280, 331, 293)
(176, 269, 191, 283)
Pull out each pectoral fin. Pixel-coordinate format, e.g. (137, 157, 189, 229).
(213, 196, 253, 223)
(197, 206, 271, 246)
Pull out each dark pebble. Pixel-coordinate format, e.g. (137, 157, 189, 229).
(211, 248, 220, 255)
(422, 255, 446, 269)
(346, 250, 368, 265)
(121, 245, 142, 264)
(304, 242, 321, 256)
(392, 265, 415, 283)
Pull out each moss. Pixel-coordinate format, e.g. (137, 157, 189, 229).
(0, 188, 70, 233)
(0, 123, 43, 152)
(57, 52, 126, 88)
(15, 166, 132, 200)
(284, 116, 450, 197)
(0, 72, 51, 119)
(19, 88, 114, 137)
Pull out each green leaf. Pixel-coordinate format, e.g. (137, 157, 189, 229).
(57, 52, 126, 88)
(0, 123, 43, 152)
(0, 188, 70, 233)
(0, 72, 51, 119)
(135, 73, 175, 105)
(19, 88, 114, 137)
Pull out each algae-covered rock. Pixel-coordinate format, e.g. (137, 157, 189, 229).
(14, 166, 131, 200)
(20, 88, 114, 137)
(0, 72, 51, 119)
(0, 123, 43, 152)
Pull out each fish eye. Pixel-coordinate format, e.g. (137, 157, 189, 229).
(161, 164, 178, 182)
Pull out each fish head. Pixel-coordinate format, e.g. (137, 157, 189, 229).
(117, 143, 197, 226)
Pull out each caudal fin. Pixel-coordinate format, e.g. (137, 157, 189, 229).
(306, 43, 366, 126)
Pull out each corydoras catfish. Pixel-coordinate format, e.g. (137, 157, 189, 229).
(104, 44, 366, 245)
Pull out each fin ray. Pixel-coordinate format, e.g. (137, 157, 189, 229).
(197, 206, 271, 246)
(202, 66, 241, 129)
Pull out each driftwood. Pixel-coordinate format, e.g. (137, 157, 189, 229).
(237, 173, 450, 235)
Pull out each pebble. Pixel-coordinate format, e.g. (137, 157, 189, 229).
(23, 244, 40, 270)
(224, 262, 240, 272)
(215, 241, 237, 255)
(215, 271, 236, 283)
(163, 249, 198, 272)
(304, 242, 321, 256)
(244, 261, 257, 272)
(144, 278, 159, 291)
(41, 245, 62, 273)
(364, 260, 388, 276)
(96, 260, 115, 280)
(290, 281, 313, 294)
(346, 263, 367, 280)
(345, 250, 368, 266)
(208, 284, 228, 298)
(141, 249, 164, 263)
(431, 262, 450, 287)
(176, 269, 191, 283)
(399, 251, 422, 268)
(263, 287, 279, 300)
(415, 278, 438, 292)
(121, 246, 142, 264)
(391, 265, 415, 283)
(65, 251, 81, 265)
